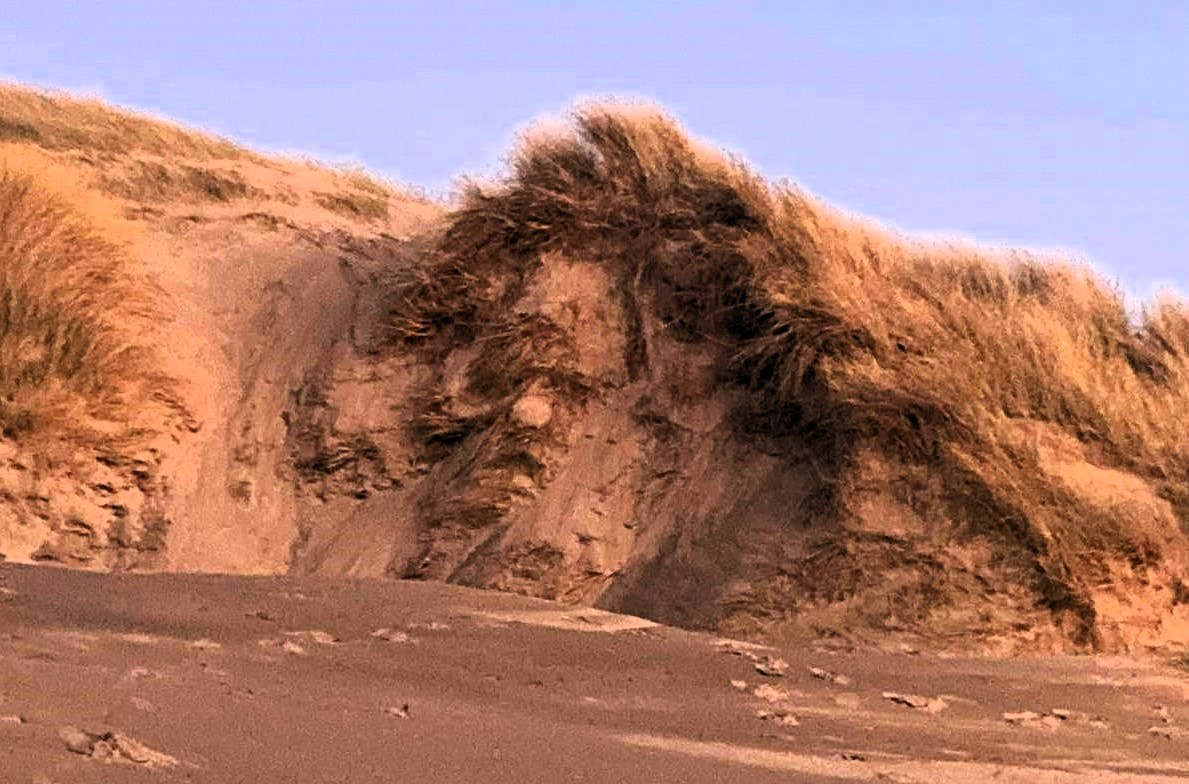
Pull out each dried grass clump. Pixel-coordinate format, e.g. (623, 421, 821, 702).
(0, 82, 251, 160)
(0, 152, 171, 456)
(390, 100, 1189, 646)
(314, 190, 389, 223)
(99, 159, 261, 204)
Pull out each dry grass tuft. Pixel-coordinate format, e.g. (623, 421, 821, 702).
(314, 190, 390, 223)
(390, 99, 1189, 647)
(0, 148, 172, 457)
(98, 159, 262, 204)
(0, 82, 252, 160)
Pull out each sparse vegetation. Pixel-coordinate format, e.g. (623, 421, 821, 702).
(314, 190, 389, 222)
(99, 159, 261, 203)
(0, 82, 251, 159)
(390, 101, 1189, 647)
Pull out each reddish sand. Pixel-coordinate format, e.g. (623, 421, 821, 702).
(2, 563, 1187, 783)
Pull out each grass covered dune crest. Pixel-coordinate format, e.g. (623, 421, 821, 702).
(392, 98, 1189, 650)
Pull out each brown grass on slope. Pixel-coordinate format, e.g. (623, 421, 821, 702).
(389, 101, 1189, 648)
(0, 82, 252, 160)
(0, 150, 171, 457)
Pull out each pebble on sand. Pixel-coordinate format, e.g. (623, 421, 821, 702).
(754, 657, 789, 677)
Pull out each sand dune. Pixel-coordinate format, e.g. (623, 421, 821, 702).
(1, 84, 1188, 660)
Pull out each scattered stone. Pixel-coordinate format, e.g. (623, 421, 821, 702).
(715, 640, 767, 662)
(752, 684, 790, 704)
(755, 657, 789, 677)
(840, 752, 867, 762)
(756, 709, 799, 727)
(109, 733, 177, 767)
(1004, 708, 1099, 730)
(809, 667, 852, 686)
(61, 725, 177, 767)
(371, 628, 418, 644)
(1154, 704, 1173, 724)
(1, 714, 26, 724)
(882, 692, 946, 713)
(729, 679, 749, 691)
(60, 726, 94, 755)
(385, 704, 411, 719)
(1148, 725, 1186, 740)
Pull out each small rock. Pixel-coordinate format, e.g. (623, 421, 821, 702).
(809, 667, 852, 686)
(111, 732, 178, 767)
(882, 692, 943, 712)
(0, 714, 26, 725)
(385, 704, 410, 719)
(729, 679, 749, 691)
(281, 640, 307, 656)
(1049, 708, 1073, 720)
(371, 628, 418, 644)
(1003, 711, 1041, 724)
(1154, 704, 1172, 724)
(59, 726, 94, 755)
(0, 587, 16, 602)
(753, 684, 790, 704)
(755, 657, 789, 677)
(130, 697, 156, 713)
(512, 395, 553, 428)
(756, 709, 799, 727)
(284, 630, 339, 645)
(407, 622, 451, 632)
(840, 752, 867, 761)
(716, 641, 765, 662)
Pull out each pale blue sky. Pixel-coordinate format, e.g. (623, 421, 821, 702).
(3, 1, 1185, 298)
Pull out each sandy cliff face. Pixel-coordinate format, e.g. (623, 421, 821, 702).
(0, 85, 439, 577)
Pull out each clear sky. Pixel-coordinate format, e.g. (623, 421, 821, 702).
(3, 1, 1185, 299)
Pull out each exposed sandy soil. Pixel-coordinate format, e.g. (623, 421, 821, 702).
(2, 563, 1187, 783)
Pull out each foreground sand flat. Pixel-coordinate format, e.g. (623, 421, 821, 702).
(1, 563, 1186, 783)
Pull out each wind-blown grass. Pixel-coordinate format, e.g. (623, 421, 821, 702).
(390, 100, 1189, 646)
(0, 152, 169, 456)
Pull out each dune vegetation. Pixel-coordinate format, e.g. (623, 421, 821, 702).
(0, 149, 168, 458)
(389, 101, 1189, 647)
